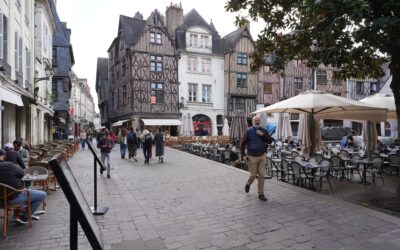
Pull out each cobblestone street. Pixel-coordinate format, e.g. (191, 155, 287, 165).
(2, 147, 400, 250)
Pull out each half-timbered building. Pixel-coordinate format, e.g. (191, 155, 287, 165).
(107, 10, 180, 135)
(222, 23, 258, 121)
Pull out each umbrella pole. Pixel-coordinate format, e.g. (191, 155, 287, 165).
(310, 114, 315, 157)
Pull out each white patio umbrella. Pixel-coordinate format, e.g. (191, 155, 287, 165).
(180, 114, 187, 136)
(298, 114, 322, 158)
(222, 118, 230, 136)
(253, 90, 387, 155)
(254, 90, 387, 122)
(188, 113, 194, 136)
(359, 93, 396, 120)
(277, 113, 293, 140)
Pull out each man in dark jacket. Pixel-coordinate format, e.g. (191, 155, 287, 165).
(240, 116, 273, 201)
(4, 143, 25, 169)
(98, 130, 113, 178)
(0, 149, 46, 224)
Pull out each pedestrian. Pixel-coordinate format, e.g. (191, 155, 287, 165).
(154, 127, 165, 163)
(80, 130, 87, 150)
(136, 128, 142, 148)
(240, 116, 273, 201)
(97, 130, 113, 178)
(127, 127, 138, 162)
(117, 127, 128, 159)
(13, 139, 29, 159)
(140, 128, 154, 164)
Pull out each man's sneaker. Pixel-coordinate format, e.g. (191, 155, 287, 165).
(245, 184, 250, 193)
(134, 157, 138, 162)
(258, 194, 268, 201)
(31, 215, 40, 220)
(15, 215, 28, 225)
(107, 174, 110, 179)
(100, 168, 104, 175)
(161, 158, 163, 163)
(34, 210, 46, 215)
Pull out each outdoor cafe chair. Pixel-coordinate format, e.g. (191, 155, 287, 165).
(0, 183, 32, 238)
(314, 159, 333, 192)
(339, 150, 350, 159)
(281, 159, 292, 182)
(388, 154, 400, 176)
(369, 152, 380, 159)
(291, 151, 300, 158)
(266, 157, 279, 179)
(367, 157, 385, 186)
(346, 154, 362, 181)
(291, 161, 314, 187)
(315, 153, 325, 163)
(294, 155, 305, 162)
(330, 155, 343, 178)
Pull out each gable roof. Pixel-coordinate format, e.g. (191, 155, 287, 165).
(175, 9, 222, 54)
(221, 26, 254, 52)
(108, 10, 170, 52)
(95, 57, 108, 90)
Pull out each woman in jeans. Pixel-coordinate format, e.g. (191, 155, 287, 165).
(118, 127, 128, 159)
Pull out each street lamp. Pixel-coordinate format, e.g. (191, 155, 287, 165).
(34, 65, 53, 83)
(310, 40, 318, 90)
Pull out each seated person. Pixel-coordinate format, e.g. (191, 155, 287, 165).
(347, 131, 355, 147)
(377, 139, 387, 154)
(4, 143, 25, 169)
(0, 149, 46, 224)
(389, 139, 399, 150)
(13, 139, 29, 159)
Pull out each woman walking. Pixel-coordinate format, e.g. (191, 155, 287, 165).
(154, 127, 165, 163)
(118, 127, 128, 159)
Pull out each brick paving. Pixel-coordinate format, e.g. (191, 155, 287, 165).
(2, 146, 400, 249)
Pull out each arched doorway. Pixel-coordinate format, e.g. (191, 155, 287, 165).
(192, 114, 212, 136)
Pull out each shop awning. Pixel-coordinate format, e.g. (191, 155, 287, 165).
(112, 119, 129, 127)
(0, 87, 23, 106)
(142, 119, 181, 126)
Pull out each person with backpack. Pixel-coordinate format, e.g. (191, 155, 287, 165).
(127, 127, 138, 162)
(140, 128, 154, 164)
(97, 129, 114, 178)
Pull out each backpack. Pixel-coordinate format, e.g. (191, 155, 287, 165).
(144, 133, 152, 144)
(127, 131, 135, 144)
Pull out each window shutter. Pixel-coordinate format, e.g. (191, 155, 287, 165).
(0, 11, 3, 59)
(14, 31, 18, 71)
(18, 36, 22, 73)
(3, 16, 7, 62)
(25, 49, 30, 84)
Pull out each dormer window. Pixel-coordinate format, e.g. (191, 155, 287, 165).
(200, 35, 209, 48)
(189, 34, 197, 47)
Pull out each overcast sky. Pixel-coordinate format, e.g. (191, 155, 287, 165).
(56, 0, 265, 112)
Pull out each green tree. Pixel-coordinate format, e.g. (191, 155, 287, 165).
(226, 0, 400, 131)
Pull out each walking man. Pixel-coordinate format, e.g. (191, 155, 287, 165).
(240, 116, 273, 201)
(140, 128, 153, 164)
(154, 127, 165, 163)
(98, 130, 113, 178)
(80, 131, 87, 150)
(127, 127, 138, 162)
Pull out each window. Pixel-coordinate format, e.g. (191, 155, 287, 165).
(316, 70, 327, 85)
(52, 79, 58, 101)
(237, 73, 247, 87)
(18, 36, 22, 73)
(237, 53, 247, 65)
(293, 77, 302, 91)
(264, 83, 272, 94)
(150, 55, 162, 72)
(189, 34, 197, 47)
(200, 35, 209, 48)
(230, 98, 245, 112)
(14, 31, 18, 71)
(156, 33, 162, 44)
(187, 57, 197, 72)
(52, 47, 57, 67)
(188, 83, 197, 102)
(117, 88, 120, 108)
(150, 82, 164, 104)
(111, 91, 114, 110)
(150, 32, 155, 43)
(202, 85, 211, 102)
(0, 12, 8, 61)
(370, 82, 378, 94)
(201, 58, 210, 73)
(122, 85, 127, 106)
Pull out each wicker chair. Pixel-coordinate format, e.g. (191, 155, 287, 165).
(0, 183, 32, 238)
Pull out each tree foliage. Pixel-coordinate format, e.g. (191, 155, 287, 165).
(225, 0, 400, 80)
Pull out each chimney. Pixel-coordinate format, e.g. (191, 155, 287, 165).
(166, 2, 183, 39)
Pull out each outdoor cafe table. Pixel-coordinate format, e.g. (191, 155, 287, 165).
(350, 159, 374, 185)
(22, 174, 48, 183)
